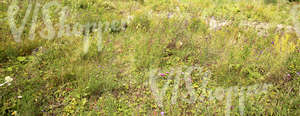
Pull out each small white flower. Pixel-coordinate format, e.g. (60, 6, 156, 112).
(5, 76, 13, 83)
(17, 96, 22, 99)
(127, 15, 134, 23)
(0, 76, 13, 87)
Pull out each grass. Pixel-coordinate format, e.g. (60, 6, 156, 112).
(0, 0, 300, 115)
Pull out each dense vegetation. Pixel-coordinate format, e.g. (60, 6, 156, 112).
(0, 0, 300, 115)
